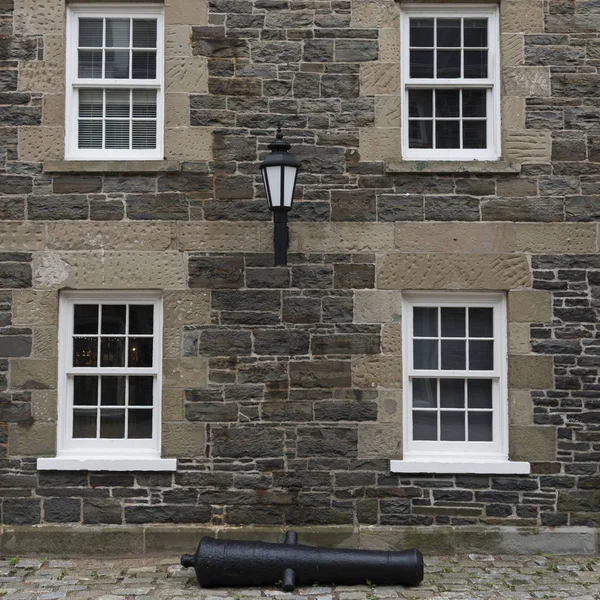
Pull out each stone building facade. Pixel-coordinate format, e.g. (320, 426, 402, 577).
(1, 0, 600, 554)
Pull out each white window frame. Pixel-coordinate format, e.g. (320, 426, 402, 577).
(392, 291, 529, 475)
(400, 4, 501, 161)
(65, 4, 165, 161)
(38, 291, 175, 471)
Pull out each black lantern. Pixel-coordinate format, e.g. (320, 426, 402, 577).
(260, 127, 299, 266)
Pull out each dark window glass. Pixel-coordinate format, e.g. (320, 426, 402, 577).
(410, 50, 434, 78)
(409, 89, 433, 118)
(132, 51, 156, 79)
(133, 19, 157, 48)
(414, 339, 438, 370)
(441, 340, 466, 370)
(414, 307, 438, 336)
(464, 50, 488, 78)
(410, 18, 434, 47)
(463, 89, 486, 117)
(100, 337, 125, 367)
(78, 50, 103, 78)
(128, 337, 153, 367)
(74, 376, 98, 406)
(436, 50, 460, 78)
(100, 409, 125, 438)
(129, 305, 154, 334)
(436, 89, 460, 117)
(101, 305, 126, 334)
(464, 19, 488, 47)
(101, 376, 126, 406)
(78, 120, 103, 149)
(469, 340, 494, 370)
(105, 50, 130, 78)
(79, 19, 103, 47)
(440, 378, 464, 408)
(408, 120, 433, 148)
(436, 120, 460, 149)
(468, 411, 493, 441)
(128, 409, 153, 438)
(105, 121, 130, 149)
(436, 19, 461, 47)
(441, 307, 466, 337)
(468, 379, 493, 408)
(463, 121, 487, 149)
(440, 411, 465, 441)
(106, 19, 129, 47)
(74, 304, 98, 334)
(73, 409, 97, 438)
(73, 337, 98, 367)
(413, 378, 437, 408)
(469, 307, 493, 337)
(413, 411, 437, 440)
(129, 376, 153, 406)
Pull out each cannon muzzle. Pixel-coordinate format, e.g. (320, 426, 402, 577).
(180, 531, 424, 591)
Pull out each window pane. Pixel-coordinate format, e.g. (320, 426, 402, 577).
(414, 307, 438, 336)
(441, 411, 465, 441)
(78, 50, 103, 78)
(105, 50, 130, 78)
(437, 19, 460, 47)
(469, 307, 493, 337)
(73, 409, 97, 438)
(79, 18, 103, 47)
(414, 339, 438, 370)
(436, 50, 460, 78)
(132, 90, 157, 118)
(100, 409, 125, 438)
(441, 339, 465, 369)
(106, 121, 130, 149)
(73, 337, 98, 367)
(468, 379, 493, 408)
(101, 304, 126, 334)
(79, 89, 103, 118)
(129, 305, 154, 334)
(413, 411, 437, 440)
(132, 50, 156, 79)
(413, 378, 437, 408)
(129, 376, 153, 406)
(464, 50, 488, 78)
(74, 304, 98, 334)
(78, 121, 102, 149)
(74, 376, 98, 406)
(464, 19, 487, 47)
(410, 50, 434, 78)
(441, 307, 465, 337)
(463, 121, 487, 149)
(410, 18, 434, 47)
(469, 340, 494, 370)
(133, 19, 157, 48)
(105, 90, 130, 118)
(436, 89, 459, 118)
(132, 121, 157, 149)
(436, 120, 460, 149)
(100, 337, 125, 367)
(408, 120, 433, 148)
(440, 378, 464, 408)
(106, 18, 130, 47)
(128, 337, 153, 367)
(409, 89, 432, 118)
(128, 409, 153, 438)
(463, 89, 486, 117)
(468, 411, 492, 441)
(100, 376, 126, 406)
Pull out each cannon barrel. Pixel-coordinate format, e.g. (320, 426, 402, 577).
(181, 531, 424, 591)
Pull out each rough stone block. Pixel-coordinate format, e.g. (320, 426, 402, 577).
(162, 422, 206, 458)
(43, 94, 64, 126)
(504, 129, 551, 163)
(166, 0, 208, 25)
(31, 390, 57, 423)
(509, 425, 556, 461)
(501, 34, 524, 66)
(378, 253, 531, 290)
(312, 334, 380, 355)
(379, 27, 400, 63)
(163, 358, 208, 388)
(508, 323, 530, 354)
(9, 422, 56, 456)
(179, 222, 269, 252)
(212, 426, 284, 459)
(163, 291, 210, 326)
(334, 263, 375, 289)
(165, 56, 208, 92)
(165, 93, 190, 127)
(289, 360, 352, 388)
(165, 127, 212, 161)
(508, 290, 552, 322)
(375, 95, 401, 128)
(352, 355, 402, 388)
(359, 127, 400, 162)
(188, 255, 244, 289)
(381, 323, 402, 355)
(166, 24, 192, 57)
(19, 126, 63, 161)
(14, 0, 64, 34)
(18, 62, 64, 93)
(354, 290, 402, 324)
(297, 427, 357, 458)
(351, 0, 399, 28)
(501, 0, 544, 33)
(0, 223, 44, 251)
(502, 97, 526, 130)
(290, 223, 394, 253)
(509, 390, 532, 425)
(358, 423, 402, 459)
(514, 223, 596, 253)
(360, 63, 400, 95)
(503, 67, 550, 97)
(10, 359, 57, 390)
(44, 35, 64, 63)
(32, 327, 57, 359)
(508, 355, 553, 389)
(12, 290, 58, 326)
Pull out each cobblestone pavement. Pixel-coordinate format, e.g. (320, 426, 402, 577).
(0, 555, 599, 600)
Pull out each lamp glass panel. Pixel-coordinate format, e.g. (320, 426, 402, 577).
(283, 165, 297, 208)
(266, 165, 282, 208)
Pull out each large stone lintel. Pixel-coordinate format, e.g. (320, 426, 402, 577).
(43, 160, 181, 173)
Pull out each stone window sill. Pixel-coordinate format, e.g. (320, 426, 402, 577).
(37, 456, 177, 471)
(386, 161, 521, 175)
(390, 460, 531, 475)
(43, 159, 181, 174)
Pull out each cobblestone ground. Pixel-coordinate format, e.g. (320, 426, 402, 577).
(0, 555, 599, 600)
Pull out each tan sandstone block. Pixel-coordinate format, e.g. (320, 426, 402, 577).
(19, 62, 64, 93)
(361, 63, 400, 95)
(509, 290, 552, 323)
(0, 222, 45, 251)
(509, 425, 556, 462)
(165, 56, 208, 92)
(165, 93, 190, 127)
(165, 127, 212, 161)
(375, 95, 401, 128)
(514, 223, 596, 253)
(44, 35, 64, 62)
(378, 389, 403, 424)
(163, 357, 208, 388)
(43, 94, 65, 127)
(504, 130, 551, 163)
(359, 127, 400, 162)
(352, 355, 402, 388)
(352, 0, 399, 27)
(165, 0, 208, 25)
(32, 327, 58, 359)
(382, 323, 403, 355)
(163, 327, 181, 359)
(394, 223, 515, 253)
(46, 222, 175, 251)
(19, 127, 63, 161)
(378, 253, 531, 290)
(379, 28, 400, 63)
(501, 0, 544, 33)
(502, 97, 525, 131)
(162, 422, 206, 457)
(32, 252, 186, 290)
(32, 390, 57, 423)
(9, 423, 56, 457)
(358, 423, 402, 459)
(508, 355, 553, 389)
(166, 24, 192, 56)
(164, 291, 210, 326)
(13, 290, 58, 326)
(290, 223, 395, 253)
(14, 0, 64, 34)
(355, 290, 402, 324)
(162, 388, 185, 422)
(503, 67, 550, 97)
(178, 222, 269, 252)
(10, 359, 57, 390)
(509, 390, 533, 425)
(508, 323, 530, 354)
(501, 34, 524, 67)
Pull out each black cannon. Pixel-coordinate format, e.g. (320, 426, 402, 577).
(181, 530, 424, 591)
